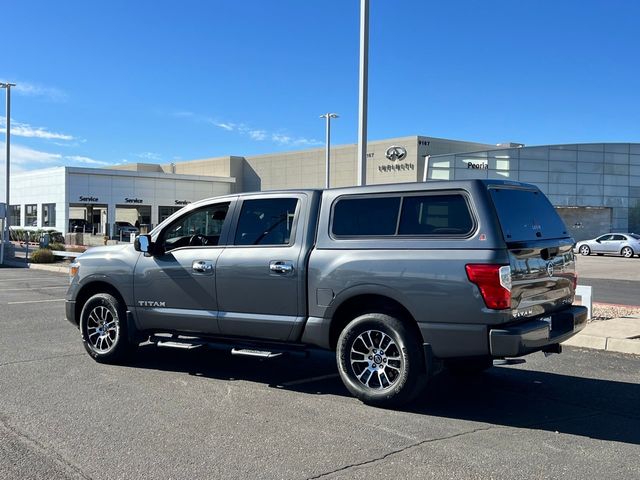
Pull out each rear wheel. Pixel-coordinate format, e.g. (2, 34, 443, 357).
(336, 313, 427, 408)
(80, 293, 133, 363)
(621, 246, 634, 258)
(579, 245, 590, 256)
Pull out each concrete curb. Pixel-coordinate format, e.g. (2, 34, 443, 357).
(1, 260, 69, 274)
(565, 334, 640, 356)
(563, 316, 640, 356)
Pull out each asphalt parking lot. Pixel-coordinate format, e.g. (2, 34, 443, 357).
(575, 255, 640, 305)
(0, 267, 639, 479)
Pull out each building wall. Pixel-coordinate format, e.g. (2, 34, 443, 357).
(241, 136, 495, 191)
(9, 167, 67, 231)
(10, 167, 234, 235)
(427, 143, 640, 237)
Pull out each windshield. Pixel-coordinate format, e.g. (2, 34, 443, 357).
(630, 233, 640, 240)
(488, 186, 569, 242)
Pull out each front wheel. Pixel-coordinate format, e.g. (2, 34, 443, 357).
(579, 245, 591, 256)
(80, 293, 133, 363)
(336, 313, 427, 408)
(621, 246, 634, 258)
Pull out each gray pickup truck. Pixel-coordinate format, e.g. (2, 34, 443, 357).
(66, 180, 587, 407)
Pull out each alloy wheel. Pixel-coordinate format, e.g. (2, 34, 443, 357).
(349, 330, 404, 390)
(85, 306, 119, 353)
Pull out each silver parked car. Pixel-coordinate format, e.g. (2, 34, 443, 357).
(574, 233, 640, 258)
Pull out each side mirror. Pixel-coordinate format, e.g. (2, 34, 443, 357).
(595, 239, 601, 243)
(134, 234, 152, 253)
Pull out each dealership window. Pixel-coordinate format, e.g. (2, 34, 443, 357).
(159, 206, 183, 223)
(42, 203, 56, 227)
(25, 204, 38, 227)
(9, 205, 21, 226)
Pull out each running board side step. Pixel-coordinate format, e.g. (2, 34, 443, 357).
(231, 348, 285, 359)
(149, 334, 290, 358)
(156, 340, 204, 350)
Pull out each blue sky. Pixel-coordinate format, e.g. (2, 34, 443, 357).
(2, 0, 640, 173)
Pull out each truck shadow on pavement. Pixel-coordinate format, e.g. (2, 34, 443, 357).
(126, 345, 640, 446)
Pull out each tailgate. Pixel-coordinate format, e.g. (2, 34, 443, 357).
(508, 240, 576, 316)
(487, 183, 577, 317)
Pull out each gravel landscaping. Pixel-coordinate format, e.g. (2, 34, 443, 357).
(591, 303, 640, 321)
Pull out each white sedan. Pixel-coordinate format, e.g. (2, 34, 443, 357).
(574, 233, 640, 258)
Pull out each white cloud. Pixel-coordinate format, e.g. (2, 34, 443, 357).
(271, 133, 292, 145)
(65, 155, 110, 166)
(6, 81, 68, 102)
(174, 111, 321, 147)
(0, 117, 74, 141)
(272, 133, 321, 147)
(135, 151, 162, 161)
(2, 142, 62, 166)
(249, 130, 267, 141)
(214, 122, 236, 131)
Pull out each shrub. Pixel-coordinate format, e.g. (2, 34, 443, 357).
(48, 242, 66, 251)
(9, 228, 63, 244)
(30, 248, 55, 263)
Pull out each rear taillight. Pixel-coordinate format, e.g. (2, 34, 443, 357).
(465, 264, 512, 310)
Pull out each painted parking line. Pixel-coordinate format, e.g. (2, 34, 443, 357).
(2, 286, 68, 292)
(280, 373, 339, 387)
(7, 298, 66, 305)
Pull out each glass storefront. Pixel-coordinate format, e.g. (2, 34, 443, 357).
(9, 205, 20, 226)
(25, 204, 37, 227)
(42, 203, 56, 227)
(158, 206, 183, 223)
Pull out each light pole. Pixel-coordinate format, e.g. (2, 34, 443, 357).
(356, 0, 369, 186)
(320, 113, 338, 188)
(0, 82, 15, 265)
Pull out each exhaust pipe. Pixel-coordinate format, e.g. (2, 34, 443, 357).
(542, 343, 562, 355)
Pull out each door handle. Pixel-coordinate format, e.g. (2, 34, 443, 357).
(192, 260, 214, 274)
(269, 261, 294, 274)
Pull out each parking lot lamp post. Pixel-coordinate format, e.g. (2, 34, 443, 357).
(356, 0, 369, 186)
(0, 82, 15, 265)
(320, 113, 339, 189)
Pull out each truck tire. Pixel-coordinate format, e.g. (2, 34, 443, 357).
(80, 293, 133, 363)
(336, 313, 427, 408)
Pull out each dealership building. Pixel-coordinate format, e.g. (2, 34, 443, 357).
(8, 135, 640, 240)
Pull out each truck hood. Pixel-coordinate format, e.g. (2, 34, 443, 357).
(80, 244, 134, 257)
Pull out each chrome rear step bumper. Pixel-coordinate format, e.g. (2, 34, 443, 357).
(489, 306, 588, 357)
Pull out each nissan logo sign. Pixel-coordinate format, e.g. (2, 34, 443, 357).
(385, 146, 407, 161)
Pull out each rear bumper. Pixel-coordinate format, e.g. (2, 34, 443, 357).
(489, 305, 588, 357)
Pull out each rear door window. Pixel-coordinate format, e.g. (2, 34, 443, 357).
(234, 198, 299, 246)
(489, 187, 568, 242)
